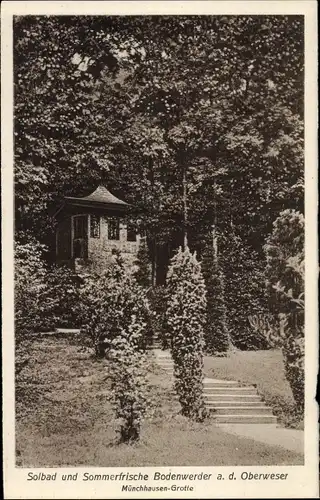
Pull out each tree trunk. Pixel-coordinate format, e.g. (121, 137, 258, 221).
(151, 236, 157, 287)
(156, 242, 169, 285)
(182, 163, 188, 250)
(212, 186, 233, 352)
(212, 224, 218, 264)
(148, 155, 157, 286)
(212, 177, 218, 265)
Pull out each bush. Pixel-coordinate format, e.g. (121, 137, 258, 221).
(166, 247, 207, 421)
(15, 239, 86, 338)
(80, 252, 125, 357)
(44, 265, 84, 329)
(220, 234, 270, 350)
(282, 330, 304, 415)
(15, 240, 50, 337)
(264, 209, 304, 413)
(261, 393, 303, 429)
(201, 241, 230, 354)
(80, 253, 150, 358)
(81, 253, 151, 442)
(247, 314, 278, 350)
(108, 317, 150, 443)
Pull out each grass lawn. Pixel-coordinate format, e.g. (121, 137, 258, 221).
(203, 349, 303, 429)
(204, 349, 293, 401)
(16, 336, 303, 467)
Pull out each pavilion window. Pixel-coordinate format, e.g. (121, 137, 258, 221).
(90, 215, 100, 238)
(108, 218, 120, 240)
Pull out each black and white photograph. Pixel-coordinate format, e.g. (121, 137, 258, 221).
(2, 1, 318, 498)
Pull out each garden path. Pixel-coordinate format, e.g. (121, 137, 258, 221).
(216, 423, 304, 454)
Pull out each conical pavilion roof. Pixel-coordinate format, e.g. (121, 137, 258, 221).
(66, 186, 128, 206)
(53, 186, 130, 219)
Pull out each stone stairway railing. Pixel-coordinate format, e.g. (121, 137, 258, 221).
(152, 347, 277, 425)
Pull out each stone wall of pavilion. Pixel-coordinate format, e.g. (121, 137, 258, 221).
(76, 216, 139, 275)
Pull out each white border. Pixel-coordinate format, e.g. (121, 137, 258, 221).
(1, 2, 318, 498)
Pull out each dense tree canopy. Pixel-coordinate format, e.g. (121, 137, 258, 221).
(14, 15, 304, 279)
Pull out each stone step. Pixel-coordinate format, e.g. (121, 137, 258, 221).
(208, 400, 266, 408)
(203, 380, 254, 388)
(212, 414, 277, 424)
(203, 387, 257, 395)
(204, 394, 261, 402)
(203, 381, 241, 388)
(153, 352, 277, 424)
(211, 406, 273, 415)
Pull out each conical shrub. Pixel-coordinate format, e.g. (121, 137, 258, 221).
(166, 247, 207, 421)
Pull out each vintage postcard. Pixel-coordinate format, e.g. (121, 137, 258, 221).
(1, 1, 318, 498)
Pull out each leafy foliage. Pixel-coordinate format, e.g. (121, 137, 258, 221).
(15, 239, 85, 338)
(14, 16, 304, 269)
(247, 313, 278, 350)
(264, 209, 304, 412)
(134, 238, 151, 288)
(14, 17, 305, 413)
(80, 255, 151, 441)
(220, 234, 270, 350)
(166, 247, 207, 421)
(108, 318, 150, 443)
(262, 394, 303, 429)
(80, 253, 149, 357)
(15, 240, 51, 337)
(44, 265, 84, 328)
(201, 239, 230, 354)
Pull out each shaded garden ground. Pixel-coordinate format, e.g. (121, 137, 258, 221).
(16, 335, 303, 467)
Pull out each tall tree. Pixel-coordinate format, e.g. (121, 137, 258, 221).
(201, 231, 230, 354)
(15, 15, 304, 287)
(264, 209, 304, 413)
